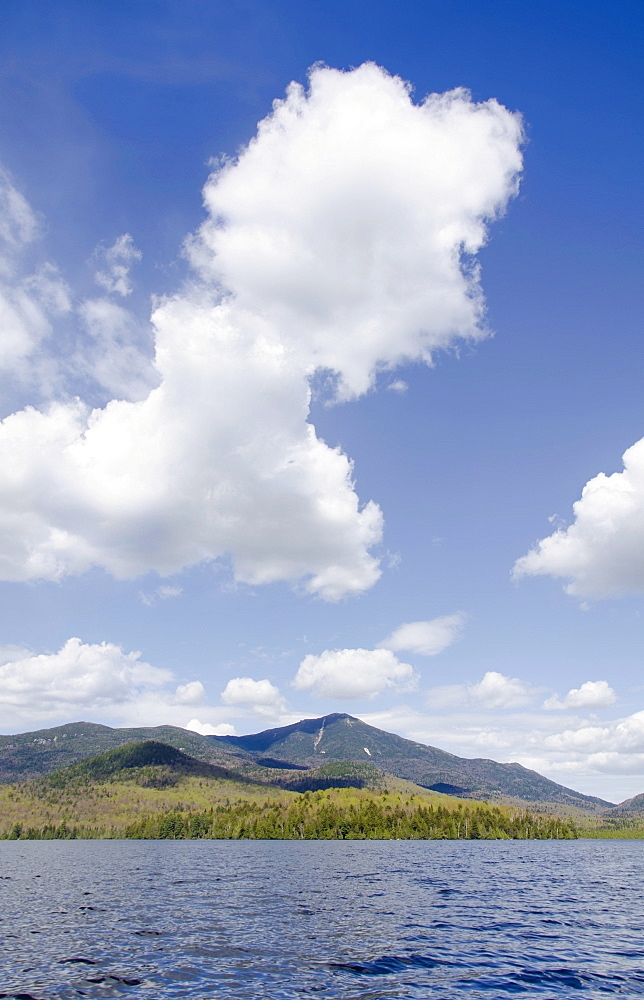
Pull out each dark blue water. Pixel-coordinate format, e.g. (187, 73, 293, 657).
(1, 839, 643, 998)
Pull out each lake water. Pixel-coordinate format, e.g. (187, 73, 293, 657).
(1, 839, 644, 998)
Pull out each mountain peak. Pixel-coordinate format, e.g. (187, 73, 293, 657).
(213, 712, 611, 809)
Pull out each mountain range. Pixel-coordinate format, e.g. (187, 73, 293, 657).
(0, 712, 619, 810)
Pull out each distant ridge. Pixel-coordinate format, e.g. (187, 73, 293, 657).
(213, 712, 612, 810)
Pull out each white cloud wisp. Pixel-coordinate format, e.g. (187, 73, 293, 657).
(0, 167, 71, 378)
(379, 613, 466, 656)
(427, 670, 536, 710)
(93, 234, 142, 297)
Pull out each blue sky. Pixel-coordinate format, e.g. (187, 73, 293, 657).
(0, 0, 642, 800)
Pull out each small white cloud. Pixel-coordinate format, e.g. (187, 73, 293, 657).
(93, 234, 142, 297)
(221, 676, 286, 716)
(139, 584, 183, 607)
(387, 380, 408, 393)
(174, 680, 206, 706)
(293, 647, 418, 700)
(543, 680, 617, 711)
(428, 670, 536, 710)
(513, 437, 644, 598)
(185, 718, 236, 736)
(471, 671, 535, 709)
(379, 613, 465, 656)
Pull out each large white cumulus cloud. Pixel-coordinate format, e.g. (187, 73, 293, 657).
(0, 64, 523, 596)
(194, 63, 523, 399)
(514, 437, 644, 597)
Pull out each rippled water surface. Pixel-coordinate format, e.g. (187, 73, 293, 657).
(2, 839, 644, 998)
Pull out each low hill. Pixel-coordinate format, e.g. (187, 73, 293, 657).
(610, 793, 644, 814)
(43, 740, 265, 787)
(0, 720, 254, 782)
(213, 712, 612, 810)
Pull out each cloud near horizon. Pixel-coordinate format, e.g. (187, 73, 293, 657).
(359, 698, 644, 801)
(185, 718, 236, 736)
(0, 63, 523, 599)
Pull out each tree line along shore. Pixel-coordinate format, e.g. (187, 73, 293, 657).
(2, 786, 578, 841)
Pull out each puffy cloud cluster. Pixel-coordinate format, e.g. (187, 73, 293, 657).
(543, 680, 616, 711)
(0, 637, 255, 733)
(0, 167, 71, 378)
(0, 298, 382, 595)
(0, 63, 523, 597)
(379, 613, 465, 656)
(293, 647, 418, 700)
(514, 437, 644, 598)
